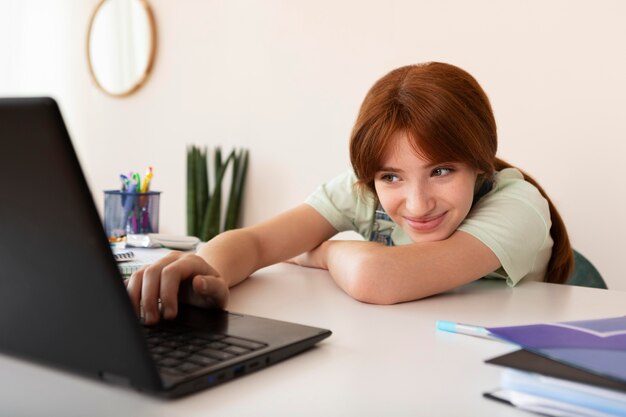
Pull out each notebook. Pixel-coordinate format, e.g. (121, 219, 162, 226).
(484, 350, 626, 416)
(0, 97, 331, 398)
(113, 249, 147, 279)
(113, 249, 136, 262)
(486, 349, 626, 394)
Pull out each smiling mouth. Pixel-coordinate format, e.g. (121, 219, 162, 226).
(404, 212, 447, 232)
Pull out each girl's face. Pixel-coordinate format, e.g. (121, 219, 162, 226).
(374, 131, 480, 243)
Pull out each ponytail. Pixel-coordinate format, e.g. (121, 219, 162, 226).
(494, 158, 573, 284)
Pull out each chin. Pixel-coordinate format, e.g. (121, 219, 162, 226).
(407, 228, 455, 244)
(412, 236, 446, 244)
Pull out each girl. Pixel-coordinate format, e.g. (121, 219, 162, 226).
(128, 62, 573, 325)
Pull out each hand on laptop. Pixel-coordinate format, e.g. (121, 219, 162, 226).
(126, 251, 229, 325)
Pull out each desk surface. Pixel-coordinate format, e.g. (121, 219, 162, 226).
(1, 262, 624, 416)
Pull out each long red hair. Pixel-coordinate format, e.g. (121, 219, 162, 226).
(349, 62, 573, 284)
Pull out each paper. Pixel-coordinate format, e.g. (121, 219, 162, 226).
(501, 368, 626, 416)
(486, 386, 620, 417)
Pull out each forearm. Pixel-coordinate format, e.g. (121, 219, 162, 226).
(195, 205, 340, 289)
(321, 233, 500, 304)
(320, 240, 395, 303)
(196, 229, 262, 288)
(322, 240, 438, 304)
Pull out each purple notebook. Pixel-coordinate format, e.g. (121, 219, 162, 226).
(487, 316, 626, 384)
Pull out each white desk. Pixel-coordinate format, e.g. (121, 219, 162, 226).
(1, 263, 623, 416)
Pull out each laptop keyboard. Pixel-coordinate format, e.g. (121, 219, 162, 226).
(144, 327, 267, 376)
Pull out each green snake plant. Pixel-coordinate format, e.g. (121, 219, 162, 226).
(186, 145, 249, 241)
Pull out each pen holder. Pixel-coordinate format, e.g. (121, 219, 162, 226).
(104, 190, 161, 248)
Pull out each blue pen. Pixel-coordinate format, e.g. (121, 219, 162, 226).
(120, 174, 130, 191)
(122, 179, 138, 233)
(436, 320, 499, 341)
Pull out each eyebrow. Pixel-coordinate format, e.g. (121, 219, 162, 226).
(377, 166, 404, 173)
(377, 162, 456, 173)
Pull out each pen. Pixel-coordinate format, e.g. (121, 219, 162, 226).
(122, 178, 138, 230)
(132, 172, 141, 192)
(141, 166, 153, 192)
(436, 320, 499, 341)
(120, 174, 130, 191)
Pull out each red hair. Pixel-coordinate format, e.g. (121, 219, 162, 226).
(349, 62, 573, 284)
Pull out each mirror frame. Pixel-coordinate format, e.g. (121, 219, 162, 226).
(86, 0, 157, 97)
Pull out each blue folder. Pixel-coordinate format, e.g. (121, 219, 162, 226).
(487, 315, 626, 385)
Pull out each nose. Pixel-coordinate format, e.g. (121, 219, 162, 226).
(405, 183, 435, 215)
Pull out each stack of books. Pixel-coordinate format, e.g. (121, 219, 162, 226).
(484, 316, 626, 417)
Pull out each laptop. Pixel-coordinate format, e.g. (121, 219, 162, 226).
(0, 97, 331, 398)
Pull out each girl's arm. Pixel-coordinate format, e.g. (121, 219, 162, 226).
(127, 204, 337, 324)
(292, 231, 501, 304)
(198, 204, 339, 287)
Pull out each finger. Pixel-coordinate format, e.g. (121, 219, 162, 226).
(138, 251, 186, 324)
(160, 254, 220, 319)
(126, 268, 145, 317)
(140, 264, 165, 325)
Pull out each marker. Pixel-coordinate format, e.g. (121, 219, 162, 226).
(141, 166, 153, 192)
(132, 172, 141, 192)
(436, 320, 499, 341)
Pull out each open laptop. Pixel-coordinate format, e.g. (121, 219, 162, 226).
(0, 97, 331, 398)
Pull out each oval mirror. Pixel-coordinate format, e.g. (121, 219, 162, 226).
(87, 0, 157, 97)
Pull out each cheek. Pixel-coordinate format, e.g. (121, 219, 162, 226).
(452, 181, 477, 216)
(374, 186, 399, 212)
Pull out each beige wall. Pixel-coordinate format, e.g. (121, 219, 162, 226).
(2, 0, 625, 289)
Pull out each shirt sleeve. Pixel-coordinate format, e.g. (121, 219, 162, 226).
(457, 169, 553, 286)
(304, 171, 376, 237)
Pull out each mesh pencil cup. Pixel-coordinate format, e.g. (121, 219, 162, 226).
(104, 190, 161, 248)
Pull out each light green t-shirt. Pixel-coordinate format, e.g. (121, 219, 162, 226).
(304, 168, 553, 286)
